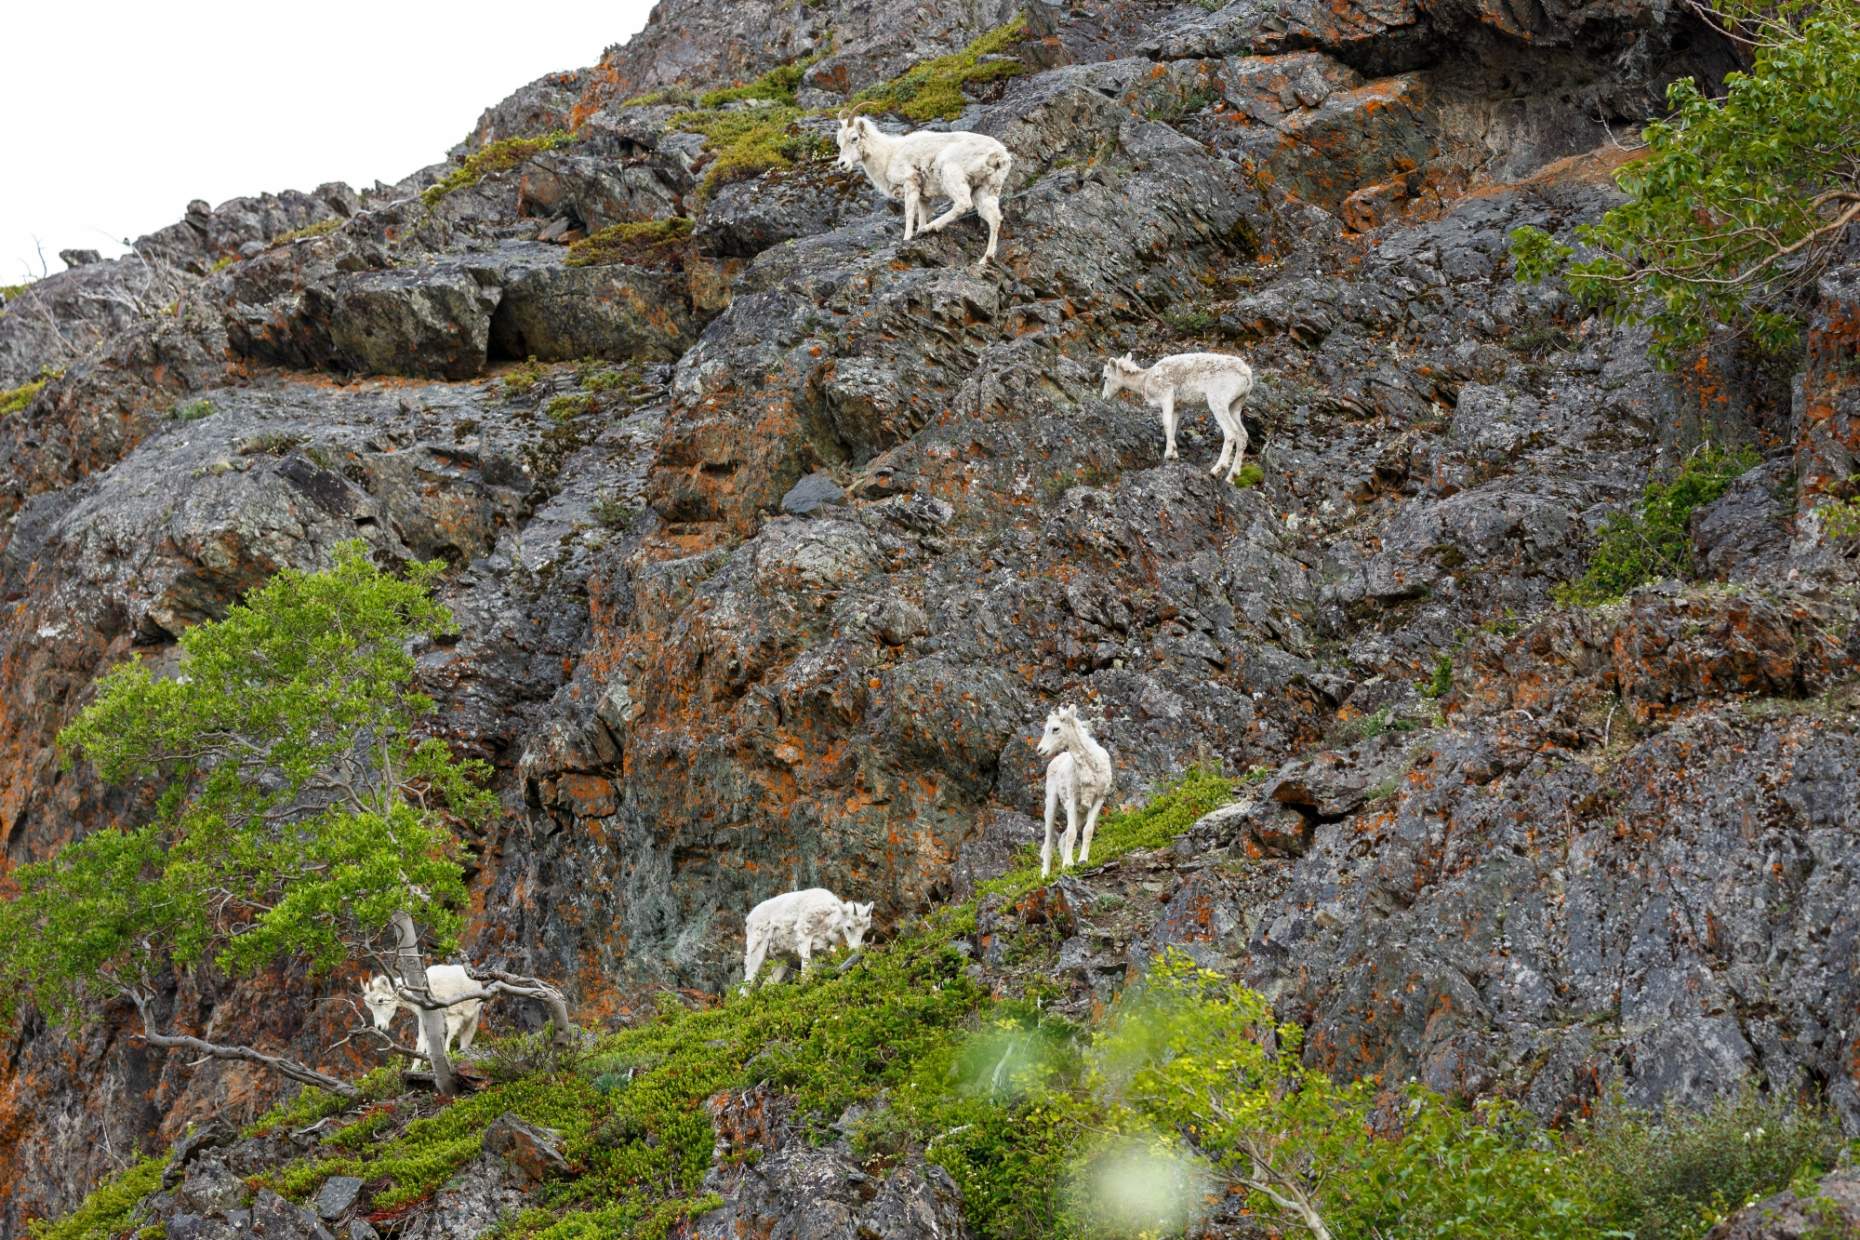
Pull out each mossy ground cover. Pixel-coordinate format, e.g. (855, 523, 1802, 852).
(423, 132, 577, 206)
(851, 17, 1029, 122)
(27, 1155, 167, 1240)
(564, 217, 693, 268)
(666, 19, 1026, 194)
(0, 375, 50, 416)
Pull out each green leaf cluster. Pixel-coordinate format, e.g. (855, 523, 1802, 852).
(26, 1155, 167, 1240)
(0, 542, 491, 1030)
(1509, 0, 1860, 366)
(1556, 443, 1760, 605)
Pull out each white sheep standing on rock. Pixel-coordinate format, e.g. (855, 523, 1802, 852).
(361, 964, 483, 1064)
(1038, 705, 1114, 878)
(835, 112, 1013, 264)
(1101, 351, 1256, 482)
(742, 888, 875, 988)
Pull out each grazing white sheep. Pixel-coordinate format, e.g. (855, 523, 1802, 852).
(1038, 705, 1114, 878)
(742, 888, 874, 987)
(835, 113, 1013, 264)
(361, 964, 483, 1063)
(1101, 351, 1256, 482)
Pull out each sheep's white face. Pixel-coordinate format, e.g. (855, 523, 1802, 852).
(1100, 354, 1137, 399)
(835, 118, 870, 172)
(841, 901, 875, 951)
(1037, 708, 1073, 757)
(361, 975, 400, 1032)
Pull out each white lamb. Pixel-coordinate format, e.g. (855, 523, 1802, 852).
(1101, 351, 1256, 482)
(835, 112, 1013, 264)
(1038, 705, 1114, 878)
(361, 964, 483, 1063)
(742, 888, 875, 987)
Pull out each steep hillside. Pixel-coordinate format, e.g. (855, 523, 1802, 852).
(3, 0, 1858, 1234)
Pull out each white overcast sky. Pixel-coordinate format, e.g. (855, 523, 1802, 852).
(2, 2, 656, 280)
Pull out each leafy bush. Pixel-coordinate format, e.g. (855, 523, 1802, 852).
(1418, 653, 1453, 699)
(1232, 462, 1264, 489)
(1578, 1088, 1847, 1237)
(1510, 0, 1860, 366)
(1556, 443, 1760, 606)
(481, 1030, 583, 1084)
(172, 398, 214, 421)
(564, 217, 693, 268)
(423, 131, 577, 206)
(852, 17, 1028, 122)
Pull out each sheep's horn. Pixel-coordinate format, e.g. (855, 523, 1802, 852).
(838, 98, 885, 121)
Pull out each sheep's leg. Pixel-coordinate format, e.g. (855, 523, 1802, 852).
(1079, 794, 1104, 865)
(1160, 389, 1179, 461)
(456, 1005, 482, 1054)
(974, 187, 1003, 264)
(1210, 398, 1239, 476)
(743, 935, 768, 988)
(1222, 397, 1250, 482)
(765, 958, 789, 985)
(919, 168, 974, 235)
(1060, 787, 1080, 871)
(902, 179, 923, 241)
(797, 938, 815, 977)
(1041, 773, 1060, 878)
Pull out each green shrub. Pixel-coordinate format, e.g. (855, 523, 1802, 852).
(172, 399, 215, 421)
(1556, 443, 1760, 606)
(619, 86, 696, 108)
(1578, 1088, 1846, 1237)
(1231, 462, 1264, 489)
(0, 281, 30, 302)
(1418, 653, 1453, 699)
(424, 131, 577, 206)
(1509, 0, 1860, 366)
(27, 1155, 167, 1240)
(592, 495, 637, 529)
(852, 17, 1028, 122)
(565, 217, 693, 268)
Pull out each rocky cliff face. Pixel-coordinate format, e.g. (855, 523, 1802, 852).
(2, 0, 1855, 1232)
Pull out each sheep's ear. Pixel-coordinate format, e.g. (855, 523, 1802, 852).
(858, 902, 873, 917)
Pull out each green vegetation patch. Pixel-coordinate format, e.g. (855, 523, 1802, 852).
(852, 17, 1029, 122)
(28, 1154, 167, 1240)
(1555, 443, 1760, 606)
(275, 217, 343, 245)
(1231, 461, 1264, 489)
(670, 105, 820, 194)
(564, 217, 693, 268)
(1509, 0, 1860, 365)
(0, 282, 31, 302)
(423, 131, 577, 206)
(697, 51, 823, 109)
(0, 375, 51, 417)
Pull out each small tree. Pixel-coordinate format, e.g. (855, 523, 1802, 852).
(1509, 0, 1860, 367)
(0, 542, 559, 1099)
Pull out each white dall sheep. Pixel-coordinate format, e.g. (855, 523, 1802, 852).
(835, 113, 1013, 264)
(1038, 705, 1114, 878)
(361, 964, 483, 1063)
(743, 888, 874, 987)
(1101, 351, 1256, 482)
